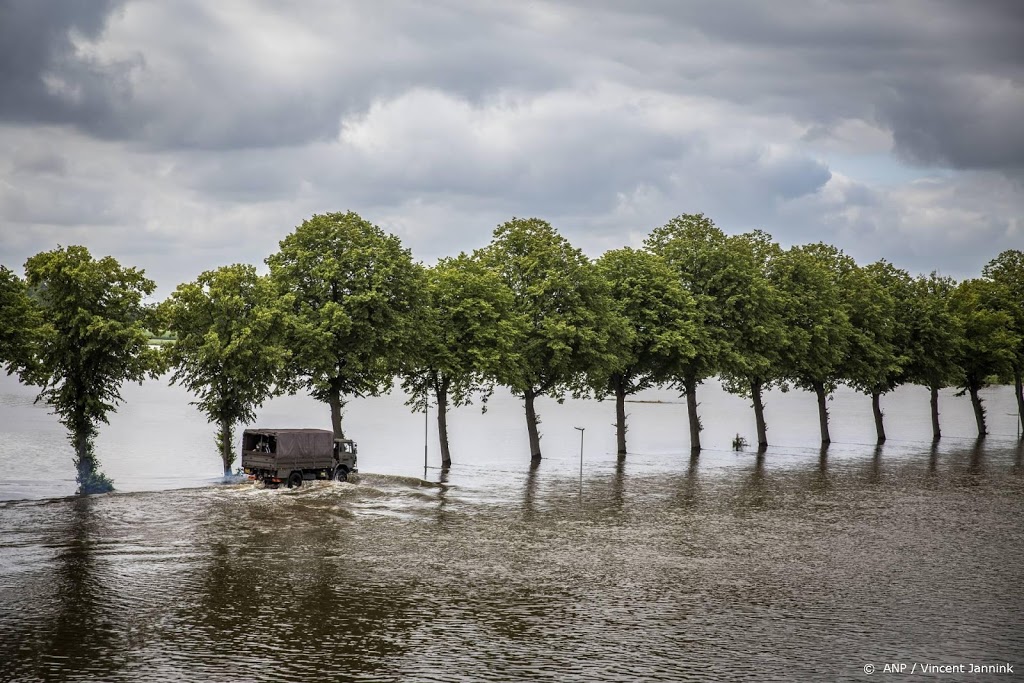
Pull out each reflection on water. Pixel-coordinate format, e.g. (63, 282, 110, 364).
(1, 440, 1022, 682)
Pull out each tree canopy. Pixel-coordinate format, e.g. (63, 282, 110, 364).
(949, 278, 1018, 436)
(983, 249, 1024, 433)
(645, 213, 746, 451)
(477, 217, 623, 461)
(716, 231, 789, 450)
(401, 253, 522, 467)
(592, 247, 696, 456)
(898, 272, 963, 439)
(267, 211, 423, 438)
(841, 261, 905, 443)
(774, 243, 854, 445)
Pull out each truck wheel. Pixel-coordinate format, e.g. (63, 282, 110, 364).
(287, 472, 303, 489)
(334, 466, 349, 482)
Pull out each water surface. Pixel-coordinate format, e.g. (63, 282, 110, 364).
(1, 376, 1022, 681)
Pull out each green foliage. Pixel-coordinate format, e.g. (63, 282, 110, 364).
(162, 264, 290, 473)
(983, 249, 1024, 375)
(842, 260, 906, 396)
(477, 217, 621, 399)
(20, 246, 165, 494)
(0, 265, 38, 375)
(716, 230, 789, 396)
(949, 278, 1018, 391)
(591, 247, 696, 396)
(902, 272, 963, 391)
(267, 211, 424, 435)
(773, 243, 854, 393)
(643, 213, 726, 385)
(402, 253, 522, 410)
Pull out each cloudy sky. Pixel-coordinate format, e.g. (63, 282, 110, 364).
(1, 0, 1021, 294)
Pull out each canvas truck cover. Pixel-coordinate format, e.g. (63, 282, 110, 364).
(242, 428, 335, 457)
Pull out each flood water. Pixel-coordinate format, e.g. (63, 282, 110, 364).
(1, 374, 1022, 681)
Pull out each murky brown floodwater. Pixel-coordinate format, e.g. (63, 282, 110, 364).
(1, 375, 1023, 681)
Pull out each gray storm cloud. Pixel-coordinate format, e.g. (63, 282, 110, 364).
(3, 1, 1021, 169)
(0, 0, 1021, 292)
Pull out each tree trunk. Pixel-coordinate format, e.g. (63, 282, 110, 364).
(684, 374, 701, 453)
(1015, 370, 1024, 438)
(812, 381, 831, 445)
(930, 385, 941, 441)
(615, 378, 627, 457)
(525, 389, 542, 462)
(751, 379, 767, 450)
(72, 425, 110, 494)
(74, 431, 93, 488)
(968, 379, 986, 437)
(871, 389, 886, 444)
(329, 390, 345, 439)
(220, 418, 234, 475)
(436, 379, 451, 468)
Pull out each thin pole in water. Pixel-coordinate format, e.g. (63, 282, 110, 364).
(575, 427, 584, 494)
(423, 388, 429, 476)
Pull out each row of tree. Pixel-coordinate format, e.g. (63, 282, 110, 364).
(2, 212, 1022, 493)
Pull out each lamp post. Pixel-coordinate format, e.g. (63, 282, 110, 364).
(423, 387, 429, 477)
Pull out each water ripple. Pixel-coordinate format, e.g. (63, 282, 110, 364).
(1, 444, 1022, 681)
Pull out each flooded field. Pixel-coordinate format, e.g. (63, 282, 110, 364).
(1, 375, 1022, 681)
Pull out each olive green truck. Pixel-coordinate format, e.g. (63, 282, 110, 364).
(241, 428, 358, 488)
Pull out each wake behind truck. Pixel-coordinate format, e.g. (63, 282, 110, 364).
(241, 428, 357, 488)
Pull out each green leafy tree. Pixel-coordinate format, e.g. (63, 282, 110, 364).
(0, 265, 38, 376)
(903, 273, 963, 440)
(644, 213, 737, 452)
(19, 246, 165, 494)
(592, 248, 696, 456)
(717, 231, 789, 450)
(949, 278, 1018, 436)
(267, 212, 423, 438)
(401, 254, 523, 467)
(983, 250, 1024, 434)
(841, 261, 906, 444)
(477, 217, 621, 462)
(163, 265, 292, 475)
(774, 244, 854, 446)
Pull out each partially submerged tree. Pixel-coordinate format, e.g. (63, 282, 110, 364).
(163, 265, 291, 475)
(592, 248, 695, 456)
(949, 278, 1017, 437)
(645, 214, 750, 452)
(903, 273, 963, 440)
(401, 254, 522, 468)
(717, 231, 788, 451)
(267, 212, 423, 438)
(478, 218, 621, 463)
(774, 244, 854, 446)
(841, 261, 906, 444)
(983, 250, 1024, 435)
(19, 246, 165, 494)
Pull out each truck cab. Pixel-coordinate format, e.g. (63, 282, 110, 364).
(333, 438, 358, 479)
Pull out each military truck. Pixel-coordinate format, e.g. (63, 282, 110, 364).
(241, 428, 358, 488)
